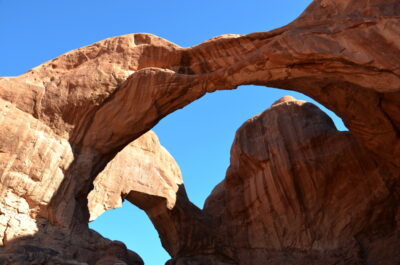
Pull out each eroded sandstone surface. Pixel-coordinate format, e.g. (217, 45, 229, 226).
(202, 96, 399, 264)
(0, 0, 399, 264)
(88, 130, 183, 222)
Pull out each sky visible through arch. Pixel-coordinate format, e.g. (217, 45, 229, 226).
(0, 1, 348, 264)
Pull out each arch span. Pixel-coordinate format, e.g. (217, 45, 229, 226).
(0, 0, 399, 264)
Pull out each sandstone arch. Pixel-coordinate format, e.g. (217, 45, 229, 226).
(0, 0, 399, 264)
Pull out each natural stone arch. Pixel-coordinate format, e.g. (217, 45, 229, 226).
(0, 0, 399, 264)
(48, 0, 399, 228)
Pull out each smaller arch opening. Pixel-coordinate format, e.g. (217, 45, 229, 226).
(89, 201, 170, 265)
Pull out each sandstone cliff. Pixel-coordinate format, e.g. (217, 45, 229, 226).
(0, 0, 399, 264)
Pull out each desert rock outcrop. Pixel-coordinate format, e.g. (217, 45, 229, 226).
(201, 97, 399, 264)
(0, 0, 399, 264)
(125, 96, 399, 265)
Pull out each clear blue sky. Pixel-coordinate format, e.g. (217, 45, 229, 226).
(0, 1, 347, 264)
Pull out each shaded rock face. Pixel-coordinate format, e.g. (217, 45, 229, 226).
(201, 98, 399, 265)
(145, 96, 399, 265)
(0, 0, 399, 264)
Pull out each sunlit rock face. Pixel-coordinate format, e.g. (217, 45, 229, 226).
(0, 0, 399, 264)
(88, 130, 183, 222)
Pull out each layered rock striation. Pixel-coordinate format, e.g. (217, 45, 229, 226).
(201, 97, 399, 264)
(0, 0, 399, 264)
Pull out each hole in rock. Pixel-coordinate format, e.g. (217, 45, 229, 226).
(89, 201, 170, 265)
(89, 85, 347, 265)
(154, 85, 347, 208)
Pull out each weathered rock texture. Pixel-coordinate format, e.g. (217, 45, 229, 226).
(201, 96, 399, 264)
(88, 130, 183, 222)
(0, 0, 399, 264)
(118, 96, 398, 265)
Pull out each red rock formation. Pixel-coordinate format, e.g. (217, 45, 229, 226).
(201, 97, 399, 264)
(0, 0, 398, 264)
(88, 130, 183, 222)
(122, 96, 397, 265)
